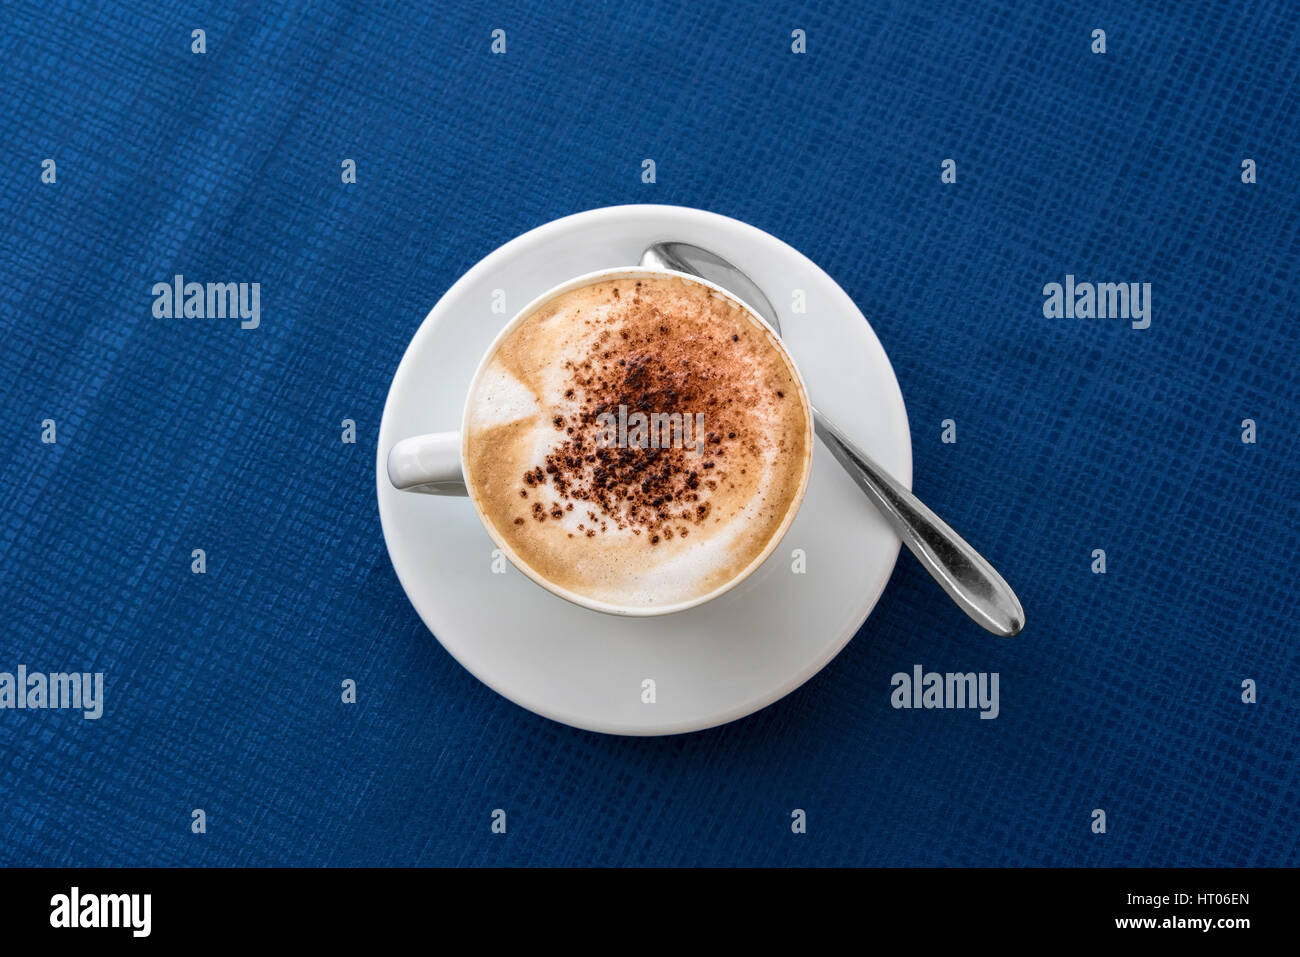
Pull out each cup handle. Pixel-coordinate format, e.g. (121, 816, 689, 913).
(386, 432, 468, 496)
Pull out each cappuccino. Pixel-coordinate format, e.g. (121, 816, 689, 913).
(465, 273, 811, 609)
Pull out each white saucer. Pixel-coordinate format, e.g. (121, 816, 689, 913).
(376, 205, 912, 735)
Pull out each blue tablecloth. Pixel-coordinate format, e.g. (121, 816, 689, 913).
(1, 0, 1296, 866)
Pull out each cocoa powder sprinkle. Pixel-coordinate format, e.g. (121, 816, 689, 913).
(514, 283, 764, 542)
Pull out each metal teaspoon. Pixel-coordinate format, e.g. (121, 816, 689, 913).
(639, 241, 1025, 637)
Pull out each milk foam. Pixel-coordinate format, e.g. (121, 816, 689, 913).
(469, 364, 541, 430)
(465, 274, 810, 609)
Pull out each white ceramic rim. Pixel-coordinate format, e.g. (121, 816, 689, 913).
(455, 266, 816, 617)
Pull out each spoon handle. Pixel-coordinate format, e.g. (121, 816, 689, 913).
(812, 407, 1025, 636)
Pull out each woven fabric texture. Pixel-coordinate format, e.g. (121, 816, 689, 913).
(0, 0, 1296, 866)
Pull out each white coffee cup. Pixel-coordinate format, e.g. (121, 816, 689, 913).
(386, 266, 814, 616)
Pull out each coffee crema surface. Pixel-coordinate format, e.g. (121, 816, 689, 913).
(465, 274, 810, 609)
